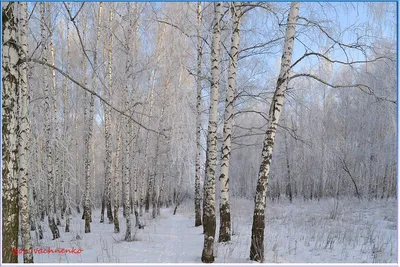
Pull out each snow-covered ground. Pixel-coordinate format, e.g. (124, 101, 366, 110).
(24, 197, 397, 263)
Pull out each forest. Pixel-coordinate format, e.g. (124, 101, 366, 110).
(2, 1, 397, 264)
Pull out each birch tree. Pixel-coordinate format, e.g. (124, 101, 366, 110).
(80, 7, 93, 233)
(114, 120, 122, 233)
(17, 2, 33, 263)
(194, 1, 203, 228)
(64, 2, 72, 233)
(122, 2, 135, 237)
(48, 3, 62, 227)
(144, 24, 166, 213)
(2, 2, 20, 263)
(201, 2, 222, 263)
(101, 3, 114, 224)
(218, 1, 242, 243)
(249, 2, 300, 262)
(42, 2, 60, 240)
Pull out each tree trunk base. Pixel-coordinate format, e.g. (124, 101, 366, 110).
(201, 236, 215, 263)
(49, 217, 60, 240)
(249, 213, 265, 263)
(65, 217, 70, 232)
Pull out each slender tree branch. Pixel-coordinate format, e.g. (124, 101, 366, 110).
(290, 52, 391, 71)
(63, 2, 110, 95)
(289, 73, 396, 104)
(28, 58, 166, 137)
(71, 2, 85, 21)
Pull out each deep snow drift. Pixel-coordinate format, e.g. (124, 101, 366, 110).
(22, 197, 397, 263)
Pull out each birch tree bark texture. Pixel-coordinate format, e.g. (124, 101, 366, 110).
(218, 1, 242, 243)
(194, 1, 203, 228)
(2, 2, 20, 263)
(201, 2, 222, 263)
(41, 2, 60, 240)
(103, 4, 114, 224)
(18, 1, 34, 263)
(249, 2, 300, 262)
(64, 2, 72, 233)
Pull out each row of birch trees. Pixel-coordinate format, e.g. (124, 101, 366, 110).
(196, 1, 395, 263)
(2, 1, 396, 264)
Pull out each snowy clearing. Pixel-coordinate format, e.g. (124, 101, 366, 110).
(24, 197, 397, 263)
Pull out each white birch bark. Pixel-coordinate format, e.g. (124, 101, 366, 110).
(201, 2, 222, 263)
(194, 1, 203, 228)
(144, 24, 166, 213)
(78, 8, 93, 233)
(64, 2, 72, 233)
(42, 3, 60, 240)
(218, 2, 241, 243)
(103, 4, 114, 224)
(48, 6, 61, 226)
(114, 120, 122, 233)
(2, 2, 20, 263)
(18, 2, 33, 262)
(249, 3, 300, 262)
(122, 1, 135, 238)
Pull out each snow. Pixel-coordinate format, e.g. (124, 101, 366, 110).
(23, 197, 397, 263)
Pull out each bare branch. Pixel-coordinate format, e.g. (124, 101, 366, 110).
(290, 52, 391, 71)
(63, 2, 110, 95)
(28, 58, 166, 138)
(289, 73, 396, 104)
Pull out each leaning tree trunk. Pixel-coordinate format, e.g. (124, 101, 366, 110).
(18, 2, 34, 263)
(201, 2, 222, 263)
(249, 2, 300, 262)
(2, 2, 20, 263)
(42, 3, 60, 240)
(218, 1, 241, 243)
(194, 1, 203, 228)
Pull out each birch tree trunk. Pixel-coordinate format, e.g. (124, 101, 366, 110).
(75, 110, 81, 215)
(64, 2, 72, 233)
(131, 2, 140, 223)
(104, 4, 114, 224)
(42, 3, 60, 240)
(48, 4, 61, 226)
(157, 174, 165, 215)
(144, 25, 166, 213)
(123, 120, 132, 239)
(249, 3, 300, 262)
(114, 120, 122, 233)
(120, 1, 135, 236)
(2, 2, 20, 263)
(78, 8, 93, 233)
(18, 2, 34, 262)
(284, 132, 293, 203)
(201, 2, 222, 263)
(194, 1, 203, 228)
(218, 2, 241, 243)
